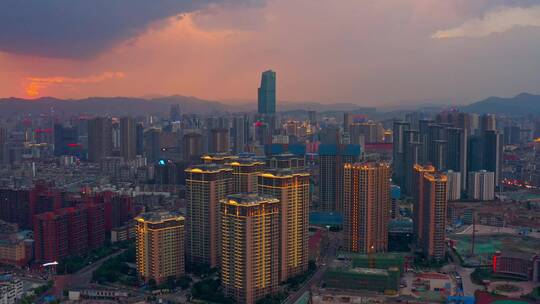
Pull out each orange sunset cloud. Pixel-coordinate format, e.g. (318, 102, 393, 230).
(25, 72, 125, 98)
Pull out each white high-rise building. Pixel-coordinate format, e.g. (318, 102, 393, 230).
(468, 170, 495, 201)
(446, 170, 461, 201)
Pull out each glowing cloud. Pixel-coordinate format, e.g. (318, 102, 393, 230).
(25, 72, 125, 98)
(432, 5, 540, 39)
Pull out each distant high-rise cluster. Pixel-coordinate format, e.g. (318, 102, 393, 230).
(393, 112, 501, 200)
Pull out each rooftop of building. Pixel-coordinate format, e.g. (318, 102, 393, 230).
(413, 164, 436, 172)
(225, 158, 265, 166)
(424, 172, 448, 182)
(344, 162, 390, 170)
(185, 163, 233, 173)
(223, 193, 278, 206)
(135, 211, 184, 223)
(201, 153, 239, 161)
(259, 168, 309, 178)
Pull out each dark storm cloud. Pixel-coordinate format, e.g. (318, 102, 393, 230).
(0, 0, 261, 59)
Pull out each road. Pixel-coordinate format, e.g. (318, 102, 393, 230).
(72, 249, 127, 286)
(45, 248, 127, 300)
(284, 229, 340, 304)
(284, 267, 326, 304)
(446, 247, 483, 296)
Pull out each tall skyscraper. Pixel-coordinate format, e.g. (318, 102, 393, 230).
(135, 212, 185, 284)
(417, 119, 434, 164)
(144, 127, 161, 163)
(258, 169, 309, 282)
(232, 116, 247, 154)
(343, 112, 352, 133)
(185, 164, 233, 268)
(170, 104, 181, 122)
(349, 122, 380, 144)
(209, 128, 229, 153)
(308, 110, 317, 125)
(319, 125, 341, 145)
(343, 162, 391, 253)
(318, 144, 361, 212)
(445, 170, 461, 201)
(480, 114, 496, 132)
(258, 70, 276, 115)
(392, 121, 410, 187)
(426, 124, 447, 170)
(87, 117, 113, 162)
(135, 122, 144, 156)
(120, 117, 137, 160)
(0, 127, 6, 145)
(226, 159, 265, 193)
(446, 128, 468, 190)
(183, 132, 203, 161)
(412, 164, 436, 247)
(403, 129, 422, 196)
(419, 172, 447, 261)
(220, 194, 280, 304)
(467, 135, 484, 172)
(483, 130, 502, 187)
(53, 123, 78, 157)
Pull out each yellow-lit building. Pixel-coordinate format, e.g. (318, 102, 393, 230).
(201, 153, 239, 165)
(258, 169, 310, 282)
(412, 164, 436, 247)
(343, 162, 391, 253)
(185, 164, 233, 268)
(421, 172, 448, 261)
(135, 212, 185, 284)
(226, 159, 265, 193)
(221, 194, 280, 304)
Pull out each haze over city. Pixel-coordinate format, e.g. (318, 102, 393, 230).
(2, 0, 540, 105)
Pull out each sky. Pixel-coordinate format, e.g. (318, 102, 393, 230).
(1, 0, 540, 106)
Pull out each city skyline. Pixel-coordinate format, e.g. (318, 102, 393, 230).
(1, 1, 540, 105)
(1, 1, 540, 303)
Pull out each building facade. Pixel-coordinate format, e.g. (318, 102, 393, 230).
(226, 159, 265, 194)
(135, 212, 185, 284)
(185, 164, 233, 268)
(220, 194, 280, 304)
(87, 117, 113, 162)
(120, 117, 137, 160)
(446, 170, 461, 201)
(467, 170, 495, 201)
(343, 162, 391, 253)
(318, 144, 361, 212)
(258, 169, 309, 282)
(420, 173, 448, 260)
(258, 70, 276, 115)
(412, 164, 436, 247)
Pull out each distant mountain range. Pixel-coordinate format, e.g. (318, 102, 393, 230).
(0, 95, 375, 117)
(0, 92, 538, 116)
(461, 93, 540, 115)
